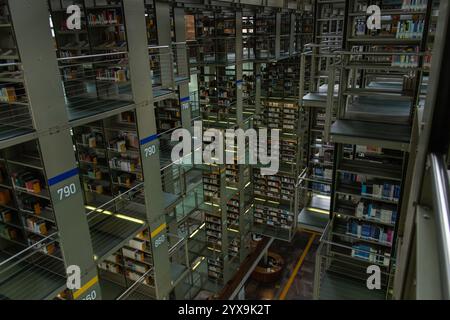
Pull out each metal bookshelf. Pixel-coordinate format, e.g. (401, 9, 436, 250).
(298, 47, 340, 233)
(313, 0, 436, 300)
(0, 0, 200, 300)
(250, 6, 312, 241)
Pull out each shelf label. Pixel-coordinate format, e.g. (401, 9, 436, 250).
(180, 96, 190, 111)
(144, 145, 157, 158)
(57, 183, 77, 201)
(140, 134, 159, 161)
(48, 168, 81, 204)
(151, 223, 167, 248)
(154, 234, 166, 248)
(140, 134, 158, 146)
(73, 275, 100, 300)
(48, 168, 79, 186)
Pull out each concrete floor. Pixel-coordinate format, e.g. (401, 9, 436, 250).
(245, 231, 319, 300)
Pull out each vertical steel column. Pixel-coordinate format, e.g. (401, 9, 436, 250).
(255, 63, 262, 114)
(275, 11, 281, 60)
(236, 11, 244, 127)
(174, 7, 192, 130)
(155, 0, 176, 197)
(122, 0, 172, 300)
(289, 12, 296, 55)
(219, 160, 231, 283)
(155, 0, 173, 88)
(393, 0, 450, 299)
(165, 7, 189, 295)
(235, 10, 249, 263)
(8, 0, 100, 299)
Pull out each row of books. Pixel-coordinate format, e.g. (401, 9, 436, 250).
(353, 17, 424, 40)
(12, 172, 43, 194)
(340, 173, 401, 201)
(87, 10, 122, 26)
(354, 201, 398, 224)
(364, 182, 401, 201)
(351, 244, 391, 266)
(109, 157, 140, 173)
(401, 0, 428, 11)
(395, 19, 425, 39)
(0, 86, 17, 103)
(96, 67, 129, 82)
(80, 132, 104, 148)
(363, 47, 420, 68)
(108, 132, 139, 151)
(312, 182, 331, 194)
(25, 217, 48, 235)
(346, 220, 394, 246)
(391, 53, 419, 67)
(313, 167, 333, 180)
(0, 224, 18, 240)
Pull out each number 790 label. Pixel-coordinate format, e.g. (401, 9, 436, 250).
(57, 183, 77, 200)
(144, 145, 156, 158)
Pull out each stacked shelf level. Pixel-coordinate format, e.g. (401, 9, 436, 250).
(331, 144, 405, 271)
(98, 228, 155, 298)
(314, 0, 436, 300)
(315, 0, 346, 51)
(0, 0, 33, 142)
(73, 111, 142, 205)
(0, 140, 66, 299)
(49, 0, 133, 123)
(253, 69, 306, 241)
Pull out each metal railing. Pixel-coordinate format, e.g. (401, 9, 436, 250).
(0, 62, 34, 141)
(313, 219, 396, 300)
(415, 152, 450, 299)
(0, 231, 66, 300)
(115, 266, 155, 300)
(187, 40, 237, 65)
(428, 153, 450, 298)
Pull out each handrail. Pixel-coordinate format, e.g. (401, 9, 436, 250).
(335, 50, 425, 56)
(324, 64, 337, 141)
(429, 152, 450, 299)
(167, 232, 186, 256)
(1, 182, 146, 267)
(0, 62, 21, 67)
(318, 220, 394, 261)
(86, 182, 145, 218)
(57, 51, 127, 62)
(0, 232, 58, 268)
(148, 45, 170, 50)
(295, 167, 308, 187)
(116, 266, 155, 300)
(319, 220, 332, 243)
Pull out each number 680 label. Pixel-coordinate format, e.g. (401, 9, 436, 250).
(57, 183, 77, 200)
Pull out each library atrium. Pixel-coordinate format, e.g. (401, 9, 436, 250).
(0, 0, 448, 301)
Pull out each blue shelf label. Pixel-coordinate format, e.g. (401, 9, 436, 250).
(140, 134, 158, 146)
(48, 168, 79, 186)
